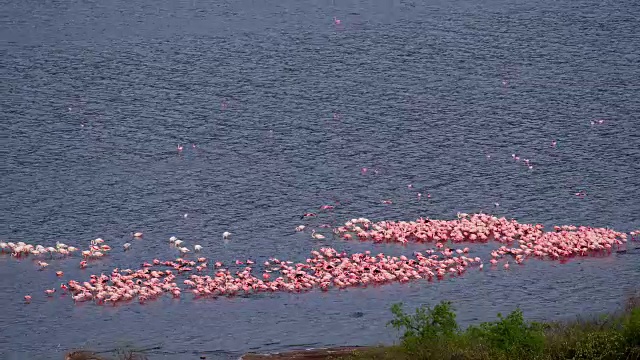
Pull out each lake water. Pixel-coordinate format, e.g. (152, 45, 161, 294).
(1, 0, 639, 359)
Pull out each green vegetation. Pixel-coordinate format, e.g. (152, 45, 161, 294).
(338, 293, 640, 360)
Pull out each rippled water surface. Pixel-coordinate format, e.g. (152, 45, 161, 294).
(1, 0, 640, 359)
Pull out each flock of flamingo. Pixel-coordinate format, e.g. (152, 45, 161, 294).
(4, 101, 635, 306)
(2, 213, 638, 306)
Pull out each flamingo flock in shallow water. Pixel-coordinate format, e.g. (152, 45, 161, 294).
(3, 214, 636, 306)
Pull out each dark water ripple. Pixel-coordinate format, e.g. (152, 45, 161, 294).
(1, 0, 640, 359)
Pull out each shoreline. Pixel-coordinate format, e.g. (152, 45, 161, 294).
(64, 292, 639, 360)
(240, 347, 370, 360)
(240, 293, 640, 360)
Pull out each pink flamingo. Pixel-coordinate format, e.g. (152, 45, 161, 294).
(311, 230, 326, 240)
(21, 213, 628, 308)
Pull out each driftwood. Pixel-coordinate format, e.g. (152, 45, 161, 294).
(65, 350, 147, 360)
(65, 351, 107, 360)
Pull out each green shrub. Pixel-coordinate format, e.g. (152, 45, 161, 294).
(367, 296, 640, 360)
(541, 321, 585, 359)
(388, 301, 459, 342)
(623, 307, 640, 347)
(625, 347, 640, 360)
(388, 301, 459, 355)
(572, 331, 625, 360)
(466, 308, 545, 358)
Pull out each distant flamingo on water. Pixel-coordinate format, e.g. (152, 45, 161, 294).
(301, 213, 316, 219)
(311, 230, 325, 240)
(333, 17, 341, 25)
